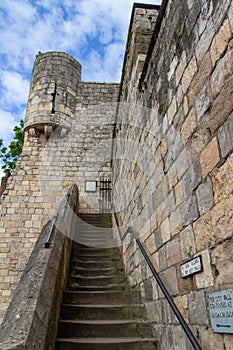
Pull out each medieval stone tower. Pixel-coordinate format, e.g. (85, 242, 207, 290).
(0, 1, 233, 349)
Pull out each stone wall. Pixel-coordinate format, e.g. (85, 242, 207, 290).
(113, 1, 233, 349)
(0, 52, 119, 322)
(0, 184, 78, 350)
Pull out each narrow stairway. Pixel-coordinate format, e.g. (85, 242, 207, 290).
(55, 213, 157, 350)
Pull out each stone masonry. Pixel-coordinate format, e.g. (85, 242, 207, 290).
(0, 1, 233, 349)
(113, 1, 233, 349)
(0, 51, 119, 322)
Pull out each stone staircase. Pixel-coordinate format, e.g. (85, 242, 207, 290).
(55, 214, 157, 350)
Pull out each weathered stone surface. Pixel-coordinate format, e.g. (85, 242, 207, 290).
(196, 176, 214, 215)
(211, 45, 233, 98)
(1, 1, 232, 349)
(211, 197, 233, 243)
(210, 19, 232, 66)
(180, 195, 199, 226)
(160, 217, 170, 244)
(224, 334, 233, 350)
(211, 237, 233, 285)
(188, 290, 208, 326)
(212, 152, 233, 203)
(182, 56, 197, 94)
(195, 84, 211, 121)
(0, 185, 77, 349)
(207, 75, 233, 134)
(180, 225, 196, 259)
(166, 236, 181, 267)
(218, 112, 233, 158)
(200, 137, 220, 178)
(193, 212, 214, 251)
(159, 267, 179, 296)
(195, 249, 214, 288)
(181, 107, 197, 144)
(188, 52, 212, 106)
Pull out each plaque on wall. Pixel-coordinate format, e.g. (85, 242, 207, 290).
(85, 180, 97, 192)
(180, 255, 203, 278)
(208, 289, 233, 334)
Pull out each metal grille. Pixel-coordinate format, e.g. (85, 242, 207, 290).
(99, 178, 112, 213)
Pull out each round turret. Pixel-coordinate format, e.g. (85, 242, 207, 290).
(24, 52, 81, 137)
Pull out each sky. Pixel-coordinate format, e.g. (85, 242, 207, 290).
(0, 0, 161, 178)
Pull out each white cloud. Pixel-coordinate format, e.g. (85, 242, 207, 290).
(0, 0, 162, 145)
(0, 109, 18, 143)
(0, 71, 30, 108)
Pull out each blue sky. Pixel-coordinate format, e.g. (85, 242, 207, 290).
(0, 0, 161, 177)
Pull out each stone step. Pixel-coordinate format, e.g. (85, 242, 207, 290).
(72, 244, 120, 255)
(56, 337, 157, 350)
(68, 284, 127, 292)
(78, 214, 112, 227)
(71, 254, 121, 261)
(68, 275, 126, 287)
(75, 239, 117, 248)
(57, 320, 153, 339)
(56, 214, 156, 350)
(60, 304, 146, 321)
(70, 266, 122, 277)
(70, 259, 123, 269)
(63, 290, 140, 305)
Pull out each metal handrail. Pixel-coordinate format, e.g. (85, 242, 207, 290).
(44, 192, 71, 248)
(113, 210, 202, 350)
(44, 214, 58, 248)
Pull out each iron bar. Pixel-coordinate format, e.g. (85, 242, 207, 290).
(44, 215, 57, 248)
(113, 209, 201, 350)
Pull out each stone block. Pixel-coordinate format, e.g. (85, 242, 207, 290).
(150, 251, 159, 273)
(195, 84, 211, 121)
(167, 163, 178, 190)
(211, 237, 233, 285)
(200, 137, 220, 178)
(174, 180, 183, 207)
(166, 236, 181, 267)
(160, 218, 170, 244)
(193, 212, 213, 251)
(211, 197, 233, 243)
(159, 266, 179, 296)
(176, 50, 187, 85)
(188, 290, 208, 326)
(210, 19, 232, 66)
(154, 227, 162, 250)
(180, 195, 199, 226)
(211, 46, 233, 98)
(182, 56, 197, 94)
(196, 176, 214, 215)
(224, 334, 233, 350)
(207, 75, 233, 134)
(180, 225, 196, 259)
(218, 112, 233, 158)
(176, 148, 190, 180)
(169, 207, 183, 237)
(183, 158, 202, 199)
(181, 107, 197, 144)
(174, 295, 188, 322)
(212, 153, 233, 203)
(158, 245, 167, 271)
(188, 52, 212, 106)
(195, 249, 214, 288)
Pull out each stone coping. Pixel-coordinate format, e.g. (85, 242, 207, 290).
(0, 184, 79, 350)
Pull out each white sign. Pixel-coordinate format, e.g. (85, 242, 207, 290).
(85, 181, 97, 192)
(209, 290, 233, 334)
(180, 256, 203, 278)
